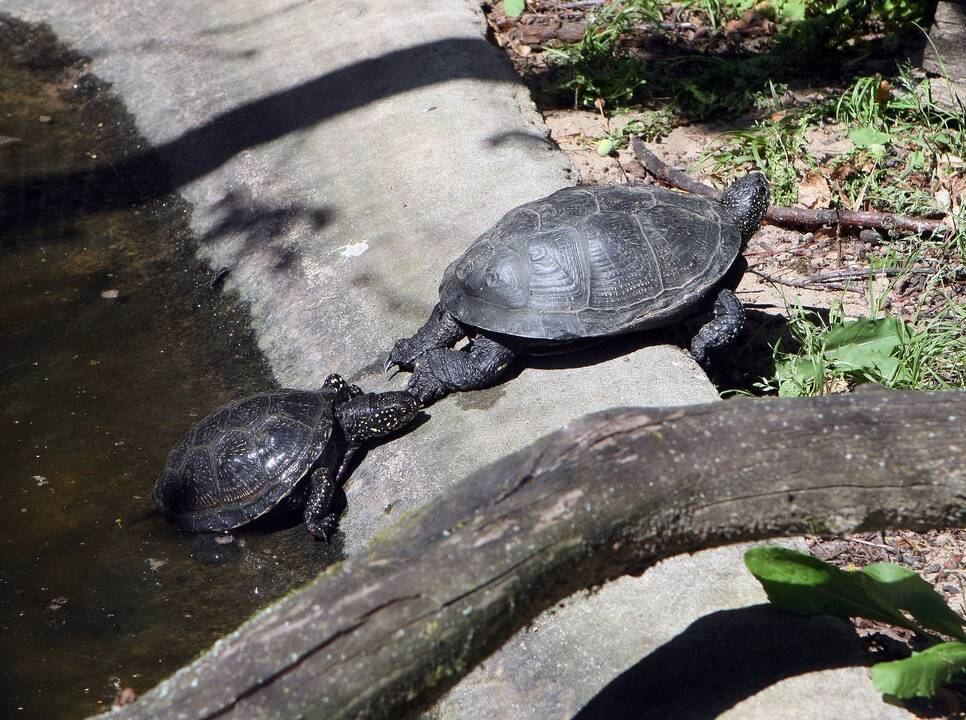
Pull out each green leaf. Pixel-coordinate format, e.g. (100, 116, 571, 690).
(822, 317, 912, 382)
(596, 138, 615, 156)
(863, 563, 966, 641)
(747, 547, 913, 624)
(775, 356, 824, 397)
(873, 642, 966, 698)
(504, 0, 525, 18)
(775, 0, 806, 21)
(849, 126, 892, 148)
(744, 546, 915, 629)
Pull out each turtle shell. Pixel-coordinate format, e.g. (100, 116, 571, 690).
(154, 388, 339, 532)
(439, 185, 741, 341)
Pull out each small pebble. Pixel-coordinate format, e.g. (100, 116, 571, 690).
(943, 584, 959, 594)
(100, 289, 120, 299)
(925, 563, 941, 573)
(38, 115, 52, 123)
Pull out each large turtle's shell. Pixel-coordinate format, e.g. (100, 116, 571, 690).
(154, 388, 339, 532)
(439, 185, 741, 341)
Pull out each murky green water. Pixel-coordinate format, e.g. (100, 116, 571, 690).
(0, 17, 340, 719)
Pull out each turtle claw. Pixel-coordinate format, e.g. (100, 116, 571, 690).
(385, 338, 421, 374)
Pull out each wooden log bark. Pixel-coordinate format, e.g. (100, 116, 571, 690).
(105, 391, 966, 720)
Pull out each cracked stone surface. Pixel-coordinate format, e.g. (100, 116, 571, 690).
(5, 1, 910, 717)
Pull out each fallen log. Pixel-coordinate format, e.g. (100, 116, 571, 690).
(104, 391, 966, 720)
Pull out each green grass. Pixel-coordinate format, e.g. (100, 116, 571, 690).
(757, 299, 966, 396)
(539, 0, 935, 119)
(530, 0, 964, 396)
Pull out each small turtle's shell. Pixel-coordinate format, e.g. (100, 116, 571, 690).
(439, 185, 741, 340)
(154, 388, 339, 532)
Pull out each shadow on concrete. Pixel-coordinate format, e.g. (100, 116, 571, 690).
(574, 604, 870, 720)
(2, 36, 516, 238)
(199, 189, 333, 274)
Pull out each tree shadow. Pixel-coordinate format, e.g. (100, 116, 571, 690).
(197, 189, 332, 276)
(1, 36, 518, 239)
(574, 604, 875, 720)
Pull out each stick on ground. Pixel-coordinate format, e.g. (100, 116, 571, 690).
(630, 138, 948, 236)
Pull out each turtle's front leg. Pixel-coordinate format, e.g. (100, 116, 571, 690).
(406, 335, 517, 406)
(386, 303, 465, 373)
(689, 288, 745, 366)
(303, 465, 338, 541)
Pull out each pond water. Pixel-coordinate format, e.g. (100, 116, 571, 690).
(0, 16, 340, 719)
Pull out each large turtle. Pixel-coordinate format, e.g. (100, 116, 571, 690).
(155, 374, 418, 540)
(386, 174, 770, 405)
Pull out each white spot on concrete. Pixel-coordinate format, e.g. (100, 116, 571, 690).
(339, 239, 369, 259)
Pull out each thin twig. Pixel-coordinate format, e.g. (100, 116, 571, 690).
(557, 0, 606, 8)
(848, 537, 899, 554)
(747, 267, 866, 294)
(805, 267, 937, 284)
(630, 138, 949, 236)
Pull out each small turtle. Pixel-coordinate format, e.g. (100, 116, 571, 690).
(155, 374, 418, 540)
(386, 175, 769, 405)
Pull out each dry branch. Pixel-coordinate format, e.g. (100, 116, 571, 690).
(104, 391, 966, 720)
(747, 265, 937, 293)
(630, 138, 948, 236)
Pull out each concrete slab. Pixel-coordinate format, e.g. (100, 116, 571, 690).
(431, 540, 910, 720)
(4, 1, 911, 717)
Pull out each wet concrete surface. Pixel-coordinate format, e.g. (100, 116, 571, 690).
(0, 16, 339, 719)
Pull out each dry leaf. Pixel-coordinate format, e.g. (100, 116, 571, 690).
(876, 80, 892, 103)
(936, 188, 951, 210)
(797, 171, 832, 209)
(831, 163, 854, 182)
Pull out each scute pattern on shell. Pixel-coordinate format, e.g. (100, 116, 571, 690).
(439, 185, 742, 340)
(155, 388, 336, 532)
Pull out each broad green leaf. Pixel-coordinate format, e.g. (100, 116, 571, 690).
(863, 563, 966, 641)
(504, 0, 525, 18)
(744, 546, 915, 629)
(822, 317, 911, 382)
(596, 138, 615, 157)
(775, 0, 806, 21)
(872, 642, 966, 698)
(849, 126, 892, 148)
(775, 356, 824, 397)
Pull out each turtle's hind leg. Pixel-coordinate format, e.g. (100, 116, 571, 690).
(406, 335, 517, 406)
(304, 465, 338, 541)
(386, 303, 465, 373)
(689, 289, 745, 366)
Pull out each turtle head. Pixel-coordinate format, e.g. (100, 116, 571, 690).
(335, 390, 419, 443)
(721, 172, 770, 242)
